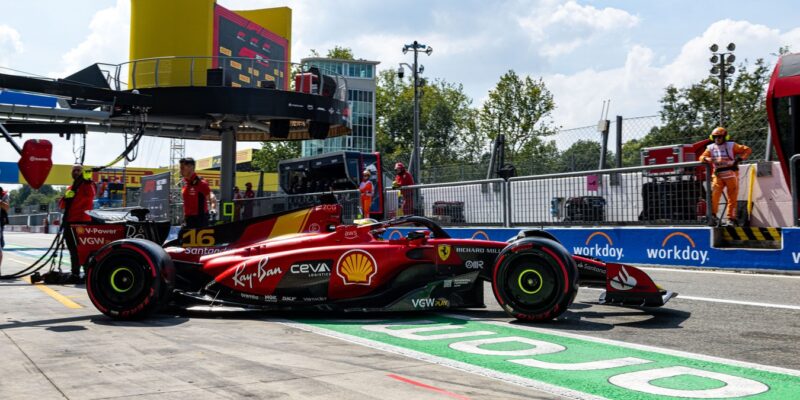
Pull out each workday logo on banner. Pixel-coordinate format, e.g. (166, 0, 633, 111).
(646, 232, 709, 265)
(572, 231, 624, 261)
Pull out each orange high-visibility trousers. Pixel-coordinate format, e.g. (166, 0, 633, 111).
(710, 174, 739, 219)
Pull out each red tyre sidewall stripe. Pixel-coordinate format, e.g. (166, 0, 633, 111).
(121, 244, 157, 277)
(541, 246, 569, 294)
(492, 254, 506, 305)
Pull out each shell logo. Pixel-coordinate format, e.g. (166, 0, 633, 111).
(75, 226, 85, 235)
(336, 249, 378, 285)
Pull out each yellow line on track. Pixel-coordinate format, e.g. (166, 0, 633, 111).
(22, 277, 82, 309)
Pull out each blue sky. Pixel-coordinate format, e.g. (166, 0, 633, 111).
(0, 0, 797, 169)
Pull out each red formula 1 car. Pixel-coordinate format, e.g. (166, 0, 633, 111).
(81, 205, 676, 320)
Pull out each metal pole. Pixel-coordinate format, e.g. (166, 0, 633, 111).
(765, 125, 772, 161)
(719, 56, 726, 127)
(599, 121, 609, 170)
(705, 166, 713, 225)
(790, 154, 800, 226)
(413, 41, 421, 184)
(220, 130, 236, 221)
(615, 115, 623, 169)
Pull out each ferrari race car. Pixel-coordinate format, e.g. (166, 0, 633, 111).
(79, 205, 676, 320)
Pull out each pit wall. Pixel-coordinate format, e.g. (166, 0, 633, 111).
(386, 226, 800, 271)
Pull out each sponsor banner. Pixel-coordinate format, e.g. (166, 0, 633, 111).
(386, 227, 800, 271)
(0, 161, 20, 184)
(140, 172, 170, 220)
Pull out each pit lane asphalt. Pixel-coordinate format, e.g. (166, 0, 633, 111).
(1, 232, 799, 399)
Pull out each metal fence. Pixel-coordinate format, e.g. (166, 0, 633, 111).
(395, 162, 711, 227)
(509, 163, 710, 226)
(385, 179, 507, 227)
(421, 111, 772, 183)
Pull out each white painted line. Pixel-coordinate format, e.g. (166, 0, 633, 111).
(279, 320, 606, 400)
(676, 295, 800, 311)
(444, 314, 800, 378)
(639, 266, 800, 279)
(579, 287, 800, 311)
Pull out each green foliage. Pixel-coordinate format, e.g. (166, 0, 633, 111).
(252, 141, 301, 172)
(375, 70, 485, 172)
(557, 140, 615, 172)
(326, 46, 355, 60)
(8, 184, 64, 209)
(479, 70, 558, 162)
(629, 58, 772, 163)
(308, 46, 355, 60)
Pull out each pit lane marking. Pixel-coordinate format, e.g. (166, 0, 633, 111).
(581, 287, 800, 311)
(639, 267, 800, 279)
(386, 374, 471, 400)
(279, 319, 606, 400)
(23, 277, 82, 309)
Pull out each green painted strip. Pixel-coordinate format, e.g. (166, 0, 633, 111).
(298, 316, 800, 399)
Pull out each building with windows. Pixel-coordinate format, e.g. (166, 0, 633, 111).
(300, 57, 379, 156)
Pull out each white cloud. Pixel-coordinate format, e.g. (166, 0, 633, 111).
(50, 0, 130, 78)
(542, 19, 796, 131)
(0, 24, 24, 68)
(518, 0, 639, 58)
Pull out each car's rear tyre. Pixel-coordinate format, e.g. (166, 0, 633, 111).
(491, 238, 578, 321)
(86, 239, 174, 320)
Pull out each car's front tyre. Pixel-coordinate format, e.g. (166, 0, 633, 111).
(491, 238, 578, 321)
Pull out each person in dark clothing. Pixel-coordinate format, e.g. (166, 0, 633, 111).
(0, 186, 9, 249)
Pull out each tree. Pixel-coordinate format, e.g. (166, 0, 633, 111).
(375, 70, 485, 178)
(557, 140, 615, 172)
(326, 46, 354, 60)
(627, 57, 773, 164)
(252, 141, 301, 172)
(478, 70, 559, 164)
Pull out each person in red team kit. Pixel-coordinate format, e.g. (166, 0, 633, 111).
(392, 162, 415, 216)
(242, 181, 255, 219)
(59, 164, 96, 281)
(180, 158, 216, 228)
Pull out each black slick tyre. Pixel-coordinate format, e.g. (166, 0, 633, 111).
(491, 238, 578, 321)
(86, 239, 174, 320)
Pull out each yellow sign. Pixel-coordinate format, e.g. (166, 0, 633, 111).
(337, 250, 377, 285)
(438, 244, 452, 262)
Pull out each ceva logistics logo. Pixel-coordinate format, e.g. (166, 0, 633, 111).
(646, 232, 709, 265)
(572, 231, 624, 261)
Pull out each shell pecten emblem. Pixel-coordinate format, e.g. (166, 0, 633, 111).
(336, 250, 378, 285)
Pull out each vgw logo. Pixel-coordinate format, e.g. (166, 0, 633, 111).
(572, 232, 623, 261)
(793, 251, 800, 264)
(646, 232, 709, 265)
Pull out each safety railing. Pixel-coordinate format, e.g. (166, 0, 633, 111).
(508, 162, 711, 226)
(99, 56, 348, 102)
(791, 154, 800, 227)
(386, 178, 508, 227)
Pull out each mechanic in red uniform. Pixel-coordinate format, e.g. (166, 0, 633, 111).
(242, 181, 255, 219)
(392, 162, 415, 216)
(59, 164, 96, 281)
(180, 158, 216, 228)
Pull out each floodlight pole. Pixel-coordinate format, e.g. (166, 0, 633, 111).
(401, 41, 432, 184)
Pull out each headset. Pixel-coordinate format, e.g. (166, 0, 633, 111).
(709, 127, 730, 141)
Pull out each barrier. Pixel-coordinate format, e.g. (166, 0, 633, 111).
(385, 226, 800, 271)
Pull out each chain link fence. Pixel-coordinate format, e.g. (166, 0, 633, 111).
(422, 112, 772, 183)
